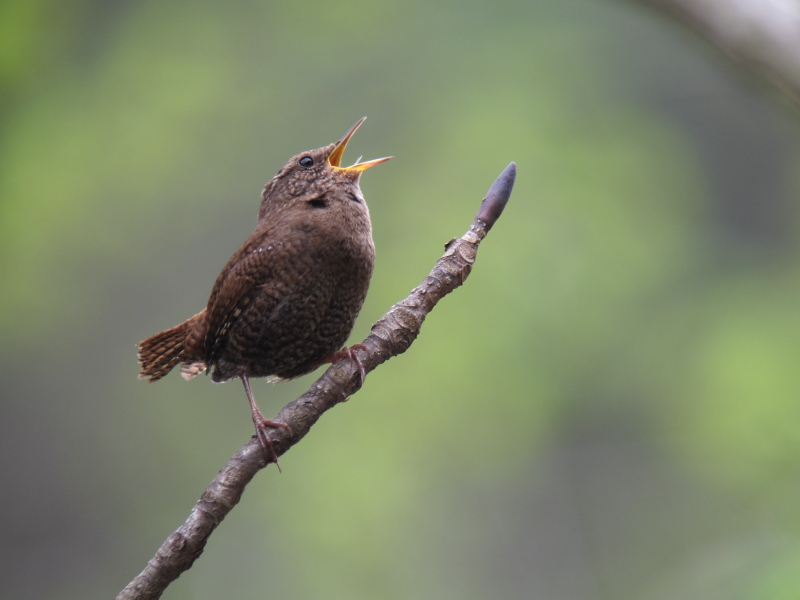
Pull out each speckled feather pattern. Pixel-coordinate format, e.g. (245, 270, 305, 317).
(138, 140, 375, 385)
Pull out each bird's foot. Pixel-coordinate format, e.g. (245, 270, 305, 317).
(329, 344, 367, 385)
(252, 415, 293, 473)
(241, 374, 293, 472)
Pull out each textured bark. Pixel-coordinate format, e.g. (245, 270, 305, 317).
(634, 0, 800, 102)
(116, 162, 516, 600)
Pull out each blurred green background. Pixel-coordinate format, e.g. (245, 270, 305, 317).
(3, 0, 800, 598)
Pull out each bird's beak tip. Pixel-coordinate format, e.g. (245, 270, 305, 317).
(327, 117, 367, 168)
(345, 155, 393, 172)
(327, 118, 391, 172)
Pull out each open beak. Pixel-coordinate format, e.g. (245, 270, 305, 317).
(328, 117, 392, 172)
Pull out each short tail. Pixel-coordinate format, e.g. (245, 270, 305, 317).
(137, 311, 206, 382)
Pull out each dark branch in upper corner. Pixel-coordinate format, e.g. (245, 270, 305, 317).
(633, 0, 800, 104)
(116, 162, 517, 600)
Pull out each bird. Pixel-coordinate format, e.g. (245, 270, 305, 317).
(137, 118, 391, 467)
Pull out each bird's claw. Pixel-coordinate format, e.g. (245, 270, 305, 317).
(253, 416, 293, 473)
(332, 344, 367, 385)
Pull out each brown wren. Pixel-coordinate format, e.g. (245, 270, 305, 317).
(138, 118, 391, 466)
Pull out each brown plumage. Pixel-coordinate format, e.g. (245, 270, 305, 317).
(138, 118, 390, 466)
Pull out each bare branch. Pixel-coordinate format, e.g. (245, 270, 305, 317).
(632, 0, 800, 102)
(116, 162, 517, 600)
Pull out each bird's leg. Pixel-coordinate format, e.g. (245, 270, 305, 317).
(323, 344, 367, 385)
(240, 375, 292, 472)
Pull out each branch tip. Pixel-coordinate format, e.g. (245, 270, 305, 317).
(476, 162, 516, 233)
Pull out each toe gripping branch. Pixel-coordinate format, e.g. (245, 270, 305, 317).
(330, 344, 367, 386)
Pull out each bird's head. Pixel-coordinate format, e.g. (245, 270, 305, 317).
(259, 118, 391, 219)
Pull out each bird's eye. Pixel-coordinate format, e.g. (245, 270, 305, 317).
(299, 156, 314, 168)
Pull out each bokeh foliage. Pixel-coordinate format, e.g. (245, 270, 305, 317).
(2, 0, 800, 598)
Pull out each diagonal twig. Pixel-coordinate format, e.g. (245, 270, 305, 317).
(116, 161, 517, 600)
